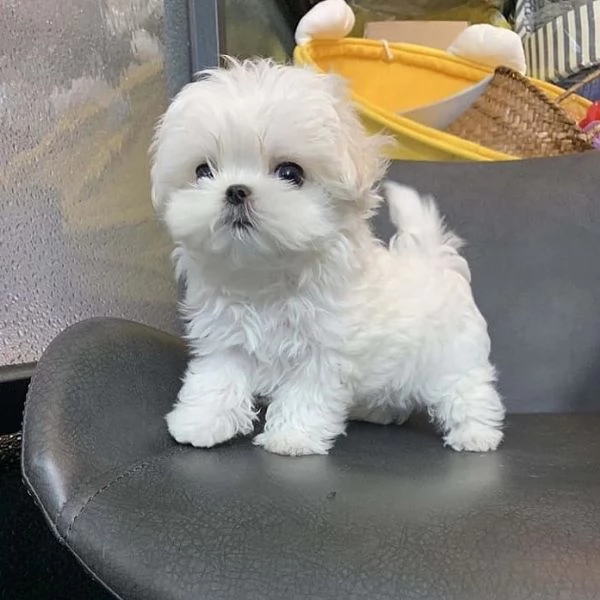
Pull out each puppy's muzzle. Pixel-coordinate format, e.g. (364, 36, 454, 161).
(225, 184, 252, 206)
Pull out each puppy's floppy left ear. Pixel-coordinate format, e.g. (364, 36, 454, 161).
(323, 73, 392, 215)
(149, 112, 168, 212)
(150, 160, 164, 211)
(150, 109, 182, 214)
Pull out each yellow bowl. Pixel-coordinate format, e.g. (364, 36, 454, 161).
(294, 38, 591, 161)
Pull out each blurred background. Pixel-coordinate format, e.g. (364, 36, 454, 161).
(1, 0, 177, 368)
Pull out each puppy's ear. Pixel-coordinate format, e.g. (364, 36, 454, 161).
(322, 72, 392, 216)
(150, 164, 166, 213)
(149, 112, 172, 213)
(150, 159, 163, 211)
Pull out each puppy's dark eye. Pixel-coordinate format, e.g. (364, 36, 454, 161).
(274, 162, 304, 187)
(195, 163, 213, 180)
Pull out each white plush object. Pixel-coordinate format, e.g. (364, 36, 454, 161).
(448, 24, 527, 75)
(295, 0, 355, 46)
(151, 59, 505, 457)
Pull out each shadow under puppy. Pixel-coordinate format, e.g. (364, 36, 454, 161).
(150, 58, 505, 456)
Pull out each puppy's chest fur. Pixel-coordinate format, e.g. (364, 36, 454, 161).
(184, 289, 348, 390)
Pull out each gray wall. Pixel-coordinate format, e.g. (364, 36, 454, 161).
(0, 0, 182, 367)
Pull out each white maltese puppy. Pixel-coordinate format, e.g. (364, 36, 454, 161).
(151, 58, 505, 456)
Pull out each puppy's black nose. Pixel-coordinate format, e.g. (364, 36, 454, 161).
(225, 184, 251, 206)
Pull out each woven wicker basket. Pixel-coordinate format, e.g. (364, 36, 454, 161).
(446, 66, 599, 158)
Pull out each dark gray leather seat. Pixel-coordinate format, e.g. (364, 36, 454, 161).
(23, 155, 600, 600)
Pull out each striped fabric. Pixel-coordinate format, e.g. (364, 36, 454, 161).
(515, 0, 600, 82)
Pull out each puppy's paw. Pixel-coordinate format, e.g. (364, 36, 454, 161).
(444, 423, 503, 452)
(166, 403, 254, 448)
(253, 430, 331, 456)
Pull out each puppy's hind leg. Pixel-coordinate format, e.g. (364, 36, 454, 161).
(425, 365, 505, 452)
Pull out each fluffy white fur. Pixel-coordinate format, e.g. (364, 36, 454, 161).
(151, 58, 505, 456)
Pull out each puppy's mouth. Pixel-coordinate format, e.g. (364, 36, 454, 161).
(222, 206, 254, 231)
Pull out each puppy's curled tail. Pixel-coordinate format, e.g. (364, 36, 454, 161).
(385, 181, 471, 282)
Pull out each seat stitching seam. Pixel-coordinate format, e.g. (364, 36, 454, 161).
(64, 446, 183, 539)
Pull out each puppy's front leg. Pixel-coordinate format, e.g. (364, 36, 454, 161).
(166, 351, 256, 448)
(254, 370, 351, 456)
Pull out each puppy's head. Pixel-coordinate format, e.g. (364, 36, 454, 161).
(151, 58, 387, 263)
